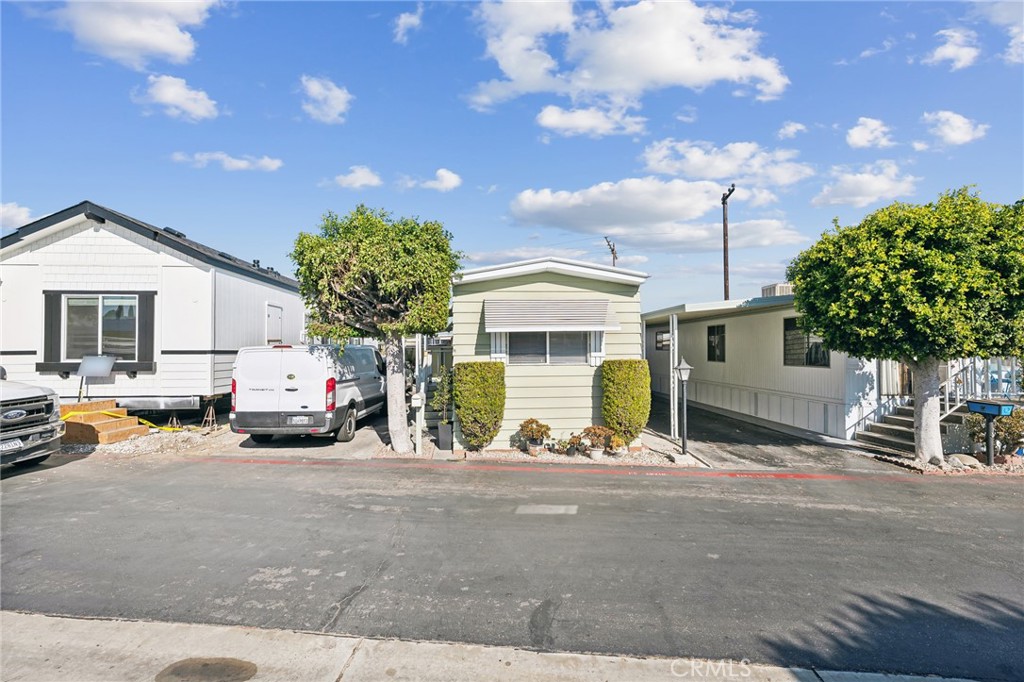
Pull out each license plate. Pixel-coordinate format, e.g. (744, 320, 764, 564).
(0, 439, 24, 453)
(287, 415, 311, 425)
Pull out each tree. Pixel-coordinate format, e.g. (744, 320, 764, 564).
(291, 205, 462, 454)
(787, 188, 1024, 463)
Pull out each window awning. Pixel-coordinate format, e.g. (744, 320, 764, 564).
(484, 299, 620, 333)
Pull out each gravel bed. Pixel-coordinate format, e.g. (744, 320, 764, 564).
(61, 427, 228, 459)
(453, 447, 678, 467)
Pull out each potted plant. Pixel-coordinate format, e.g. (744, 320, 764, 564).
(565, 433, 583, 457)
(608, 435, 627, 456)
(430, 365, 454, 451)
(519, 418, 551, 456)
(582, 425, 613, 460)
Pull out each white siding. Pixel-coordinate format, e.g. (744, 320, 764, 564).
(1, 215, 303, 402)
(644, 306, 883, 439)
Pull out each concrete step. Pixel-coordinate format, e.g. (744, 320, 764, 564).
(881, 414, 956, 432)
(855, 430, 917, 453)
(895, 406, 915, 418)
(867, 422, 915, 440)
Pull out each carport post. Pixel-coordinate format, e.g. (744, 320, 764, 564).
(669, 314, 679, 440)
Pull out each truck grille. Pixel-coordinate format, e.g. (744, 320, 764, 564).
(0, 396, 55, 434)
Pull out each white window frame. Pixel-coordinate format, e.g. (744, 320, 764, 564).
(61, 293, 140, 362)
(491, 331, 605, 367)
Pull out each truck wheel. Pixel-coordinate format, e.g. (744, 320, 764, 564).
(250, 434, 273, 444)
(335, 408, 356, 442)
(12, 455, 50, 467)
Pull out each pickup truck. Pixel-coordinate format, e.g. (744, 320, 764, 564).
(0, 368, 65, 467)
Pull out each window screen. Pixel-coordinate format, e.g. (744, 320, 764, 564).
(508, 332, 547, 364)
(783, 318, 829, 367)
(549, 332, 587, 365)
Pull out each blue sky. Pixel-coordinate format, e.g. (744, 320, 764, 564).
(3, 1, 1022, 311)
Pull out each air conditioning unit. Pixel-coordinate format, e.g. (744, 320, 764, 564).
(761, 282, 794, 297)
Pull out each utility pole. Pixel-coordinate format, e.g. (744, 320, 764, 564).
(721, 183, 736, 300)
(604, 237, 618, 267)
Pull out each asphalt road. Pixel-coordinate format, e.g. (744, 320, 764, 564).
(2, 449, 1022, 681)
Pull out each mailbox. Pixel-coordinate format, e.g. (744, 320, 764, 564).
(410, 392, 424, 409)
(966, 400, 1016, 466)
(966, 400, 1016, 417)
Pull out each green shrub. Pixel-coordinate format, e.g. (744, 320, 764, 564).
(453, 362, 505, 450)
(965, 409, 1024, 454)
(601, 359, 651, 442)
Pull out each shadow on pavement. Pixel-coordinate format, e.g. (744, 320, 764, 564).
(761, 591, 1023, 680)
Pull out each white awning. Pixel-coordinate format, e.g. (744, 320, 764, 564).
(484, 299, 620, 333)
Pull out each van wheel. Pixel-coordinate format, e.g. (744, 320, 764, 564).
(250, 434, 273, 444)
(335, 408, 356, 442)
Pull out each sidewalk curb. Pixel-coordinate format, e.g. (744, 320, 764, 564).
(0, 611, 980, 682)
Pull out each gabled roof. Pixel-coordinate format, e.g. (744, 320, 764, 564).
(457, 256, 648, 286)
(1, 201, 298, 292)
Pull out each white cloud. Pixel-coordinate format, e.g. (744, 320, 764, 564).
(812, 161, 919, 208)
(616, 254, 650, 267)
(510, 176, 804, 252)
(1, 202, 33, 230)
(394, 3, 424, 45)
(300, 75, 353, 125)
(912, 141, 930, 152)
(860, 38, 896, 59)
(132, 75, 217, 122)
(922, 28, 980, 70)
(470, 0, 789, 110)
(465, 246, 590, 264)
(675, 106, 698, 123)
(973, 2, 1023, 63)
(777, 121, 807, 140)
(50, 1, 219, 70)
(421, 168, 462, 192)
(642, 139, 814, 187)
(846, 117, 895, 149)
(536, 104, 645, 137)
(922, 110, 989, 146)
(172, 151, 283, 172)
(334, 165, 383, 189)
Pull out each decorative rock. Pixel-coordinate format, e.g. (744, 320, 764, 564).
(928, 455, 944, 466)
(948, 453, 983, 468)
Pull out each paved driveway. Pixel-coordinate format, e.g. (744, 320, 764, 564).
(647, 399, 899, 472)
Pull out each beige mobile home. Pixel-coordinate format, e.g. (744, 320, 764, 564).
(451, 257, 648, 451)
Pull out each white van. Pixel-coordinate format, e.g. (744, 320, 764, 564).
(230, 344, 386, 444)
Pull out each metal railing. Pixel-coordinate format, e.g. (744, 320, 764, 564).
(939, 356, 1022, 419)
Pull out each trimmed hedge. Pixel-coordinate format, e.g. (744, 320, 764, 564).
(601, 359, 651, 443)
(453, 361, 506, 450)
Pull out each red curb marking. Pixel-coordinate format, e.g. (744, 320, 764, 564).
(195, 455, 921, 483)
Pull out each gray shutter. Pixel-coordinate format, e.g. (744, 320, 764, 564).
(43, 292, 61, 363)
(138, 292, 155, 363)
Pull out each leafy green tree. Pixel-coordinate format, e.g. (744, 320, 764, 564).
(291, 205, 462, 454)
(787, 188, 1024, 463)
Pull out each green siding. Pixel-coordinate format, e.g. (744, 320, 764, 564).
(451, 271, 644, 449)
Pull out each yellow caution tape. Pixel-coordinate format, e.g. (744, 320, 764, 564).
(59, 410, 192, 432)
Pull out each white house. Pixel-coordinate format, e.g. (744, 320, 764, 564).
(642, 292, 903, 441)
(0, 201, 304, 409)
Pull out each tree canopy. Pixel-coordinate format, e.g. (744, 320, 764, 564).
(291, 205, 462, 342)
(786, 188, 1024, 363)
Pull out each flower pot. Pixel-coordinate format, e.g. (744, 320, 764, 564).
(527, 439, 544, 457)
(565, 445, 578, 457)
(588, 447, 604, 460)
(437, 423, 453, 451)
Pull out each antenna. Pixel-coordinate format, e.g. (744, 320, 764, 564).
(604, 237, 618, 267)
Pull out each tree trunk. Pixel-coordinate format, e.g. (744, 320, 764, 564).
(383, 334, 413, 454)
(909, 356, 943, 463)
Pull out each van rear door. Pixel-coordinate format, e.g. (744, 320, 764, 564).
(278, 347, 332, 416)
(234, 347, 283, 413)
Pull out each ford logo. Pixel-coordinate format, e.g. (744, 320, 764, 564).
(2, 409, 28, 422)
